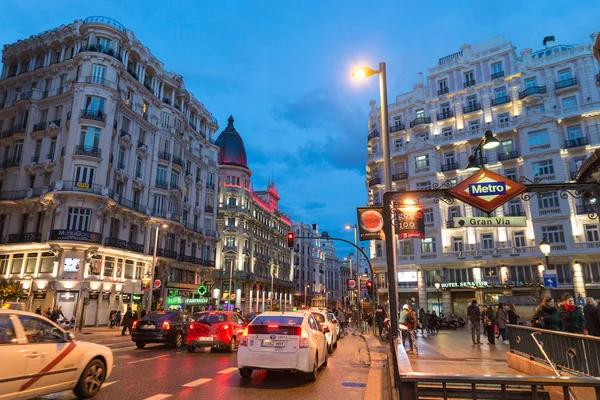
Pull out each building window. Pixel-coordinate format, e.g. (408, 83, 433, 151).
(153, 195, 165, 214)
(492, 62, 503, 75)
(585, 224, 600, 242)
(79, 126, 101, 148)
(135, 157, 142, 178)
(91, 64, 105, 84)
(513, 231, 526, 248)
(452, 237, 463, 252)
(562, 96, 577, 109)
(524, 77, 537, 88)
(416, 181, 431, 190)
(558, 68, 572, 81)
(532, 160, 554, 177)
(442, 127, 452, 137)
(416, 109, 424, 119)
(67, 207, 91, 231)
(423, 208, 434, 223)
(528, 129, 550, 148)
(156, 165, 167, 183)
(567, 126, 582, 140)
(481, 234, 494, 250)
(469, 120, 479, 131)
(508, 199, 523, 216)
(464, 71, 474, 84)
(537, 192, 560, 210)
(541, 225, 565, 243)
(505, 168, 517, 181)
(421, 238, 436, 253)
(84, 96, 105, 114)
(394, 138, 403, 148)
(74, 166, 95, 187)
(415, 155, 429, 169)
(438, 80, 448, 93)
(466, 95, 478, 108)
(498, 113, 510, 125)
(228, 197, 237, 206)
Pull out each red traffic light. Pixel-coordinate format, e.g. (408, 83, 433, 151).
(287, 232, 295, 248)
(366, 281, 372, 288)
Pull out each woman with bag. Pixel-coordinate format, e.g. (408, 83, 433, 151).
(531, 297, 563, 331)
(482, 305, 496, 345)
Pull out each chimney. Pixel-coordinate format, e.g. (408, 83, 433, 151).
(543, 36, 555, 48)
(418, 72, 423, 86)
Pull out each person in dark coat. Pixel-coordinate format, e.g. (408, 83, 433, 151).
(35, 306, 42, 315)
(584, 298, 600, 337)
(559, 294, 586, 334)
(507, 304, 520, 325)
(419, 308, 428, 336)
(375, 305, 385, 337)
(531, 297, 564, 331)
(467, 300, 482, 345)
(482, 305, 495, 345)
(121, 308, 133, 335)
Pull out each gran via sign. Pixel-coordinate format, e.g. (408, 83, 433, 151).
(453, 216, 527, 227)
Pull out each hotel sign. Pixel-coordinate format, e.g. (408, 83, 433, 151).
(442, 281, 489, 289)
(449, 170, 526, 214)
(453, 216, 527, 227)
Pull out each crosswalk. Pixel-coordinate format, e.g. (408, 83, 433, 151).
(141, 367, 238, 399)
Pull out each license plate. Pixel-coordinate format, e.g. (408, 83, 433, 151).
(142, 325, 155, 330)
(197, 336, 212, 341)
(262, 340, 286, 347)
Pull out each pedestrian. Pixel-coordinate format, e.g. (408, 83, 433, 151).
(109, 310, 115, 328)
(35, 306, 42, 315)
(531, 297, 563, 331)
(141, 308, 147, 319)
(115, 310, 122, 328)
(400, 304, 418, 354)
(467, 300, 482, 345)
(496, 303, 509, 344)
(58, 306, 66, 320)
(121, 307, 133, 335)
(336, 308, 347, 336)
(431, 310, 439, 333)
(584, 297, 600, 337)
(426, 310, 433, 334)
(419, 308, 428, 336)
(44, 308, 51, 318)
(559, 293, 586, 334)
(50, 306, 60, 322)
(482, 305, 496, 345)
(375, 305, 385, 338)
(507, 304, 520, 325)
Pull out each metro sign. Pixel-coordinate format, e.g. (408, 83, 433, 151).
(448, 169, 526, 214)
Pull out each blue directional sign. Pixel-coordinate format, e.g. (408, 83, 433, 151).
(542, 271, 558, 289)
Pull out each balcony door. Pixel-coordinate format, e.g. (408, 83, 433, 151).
(79, 126, 100, 149)
(74, 166, 95, 190)
(84, 96, 105, 114)
(91, 65, 105, 84)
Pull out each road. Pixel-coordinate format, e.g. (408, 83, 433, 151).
(39, 329, 370, 400)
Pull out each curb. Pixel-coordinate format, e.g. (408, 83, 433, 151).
(361, 333, 392, 400)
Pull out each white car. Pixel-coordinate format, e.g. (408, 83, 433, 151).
(0, 309, 113, 399)
(237, 311, 328, 381)
(327, 312, 341, 339)
(311, 310, 337, 354)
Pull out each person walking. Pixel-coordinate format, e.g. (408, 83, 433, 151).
(49, 306, 60, 322)
(115, 310, 122, 328)
(531, 297, 563, 331)
(482, 305, 496, 345)
(336, 308, 347, 337)
(431, 310, 439, 334)
(496, 303, 509, 344)
(507, 304, 520, 325)
(121, 308, 133, 335)
(35, 306, 42, 315)
(426, 310, 433, 334)
(419, 308, 428, 336)
(584, 297, 600, 337)
(467, 300, 482, 345)
(375, 305, 385, 338)
(559, 294, 586, 334)
(400, 304, 418, 354)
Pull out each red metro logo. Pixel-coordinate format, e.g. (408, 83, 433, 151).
(448, 169, 526, 214)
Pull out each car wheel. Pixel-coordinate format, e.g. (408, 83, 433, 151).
(239, 367, 253, 378)
(136, 341, 146, 349)
(173, 332, 183, 349)
(73, 359, 106, 399)
(187, 345, 196, 353)
(228, 336, 236, 353)
(334, 340, 338, 349)
(327, 342, 333, 354)
(305, 354, 318, 382)
(323, 351, 328, 367)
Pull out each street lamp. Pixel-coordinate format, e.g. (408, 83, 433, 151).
(23, 275, 34, 312)
(465, 130, 501, 171)
(146, 222, 168, 312)
(539, 239, 551, 272)
(304, 285, 310, 308)
(434, 282, 441, 314)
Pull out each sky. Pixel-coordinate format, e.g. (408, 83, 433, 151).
(1, 0, 599, 258)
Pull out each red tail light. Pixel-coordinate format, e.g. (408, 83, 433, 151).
(267, 324, 278, 329)
(321, 325, 330, 333)
(162, 321, 171, 330)
(189, 323, 194, 330)
(240, 327, 248, 346)
(132, 321, 138, 329)
(300, 329, 309, 348)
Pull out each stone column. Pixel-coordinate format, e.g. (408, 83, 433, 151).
(417, 269, 427, 310)
(442, 289, 453, 315)
(572, 261, 586, 300)
(60, 46, 66, 62)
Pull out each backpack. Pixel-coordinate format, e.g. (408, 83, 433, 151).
(404, 310, 416, 327)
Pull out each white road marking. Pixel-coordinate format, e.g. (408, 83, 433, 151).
(217, 367, 238, 374)
(142, 395, 173, 400)
(102, 380, 119, 389)
(128, 355, 168, 364)
(182, 378, 212, 387)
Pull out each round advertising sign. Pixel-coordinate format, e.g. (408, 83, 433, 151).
(230, 293, 236, 300)
(348, 279, 357, 289)
(360, 210, 384, 233)
(153, 279, 161, 289)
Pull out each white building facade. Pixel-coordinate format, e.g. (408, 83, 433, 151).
(320, 233, 343, 308)
(292, 222, 327, 307)
(0, 17, 219, 324)
(366, 33, 600, 316)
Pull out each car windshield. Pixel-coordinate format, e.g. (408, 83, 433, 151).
(251, 316, 303, 326)
(144, 312, 176, 321)
(196, 313, 227, 323)
(311, 312, 326, 323)
(327, 313, 336, 321)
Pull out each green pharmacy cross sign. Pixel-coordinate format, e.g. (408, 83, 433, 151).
(197, 285, 207, 296)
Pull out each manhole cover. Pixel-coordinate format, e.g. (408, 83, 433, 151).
(342, 382, 367, 388)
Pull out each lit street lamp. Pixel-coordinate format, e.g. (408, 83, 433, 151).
(434, 282, 441, 314)
(540, 239, 551, 271)
(465, 130, 500, 171)
(147, 223, 168, 312)
(23, 275, 34, 312)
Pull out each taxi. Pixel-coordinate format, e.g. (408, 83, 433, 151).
(0, 309, 113, 399)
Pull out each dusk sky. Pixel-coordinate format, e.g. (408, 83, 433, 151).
(1, 0, 599, 258)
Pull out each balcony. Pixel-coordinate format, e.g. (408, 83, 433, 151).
(518, 85, 547, 100)
(104, 237, 144, 253)
(472, 156, 488, 166)
(565, 137, 589, 149)
(33, 122, 47, 131)
(498, 150, 519, 161)
(48, 229, 103, 244)
(0, 190, 28, 200)
(463, 103, 482, 114)
(577, 205, 596, 215)
(491, 96, 511, 106)
(137, 140, 146, 149)
(463, 79, 476, 88)
(437, 87, 449, 96)
(126, 68, 138, 80)
(74, 145, 101, 158)
(30, 155, 40, 164)
(13, 124, 26, 133)
(446, 220, 460, 228)
(409, 116, 431, 128)
(169, 182, 181, 193)
(392, 172, 408, 181)
(369, 177, 382, 187)
(206, 229, 218, 238)
(5, 157, 21, 168)
(53, 181, 113, 197)
(78, 44, 123, 62)
(206, 182, 215, 190)
(46, 153, 55, 162)
(49, 119, 61, 128)
(162, 97, 171, 105)
(440, 162, 459, 172)
(117, 196, 146, 213)
(491, 71, 505, 80)
(79, 109, 106, 122)
(368, 131, 379, 140)
(504, 211, 526, 217)
(555, 77, 577, 90)
(0, 128, 15, 139)
(5, 233, 42, 244)
(204, 205, 214, 213)
(389, 124, 405, 133)
(155, 180, 169, 190)
(172, 155, 185, 168)
(158, 150, 171, 161)
(149, 248, 177, 259)
(437, 111, 454, 121)
(177, 255, 205, 265)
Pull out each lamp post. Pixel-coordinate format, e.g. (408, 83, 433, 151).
(434, 282, 441, 314)
(147, 223, 168, 312)
(539, 239, 551, 270)
(304, 284, 310, 308)
(464, 130, 501, 172)
(23, 275, 34, 312)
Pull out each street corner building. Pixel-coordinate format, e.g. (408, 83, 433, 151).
(365, 32, 600, 318)
(0, 16, 221, 324)
(211, 115, 296, 314)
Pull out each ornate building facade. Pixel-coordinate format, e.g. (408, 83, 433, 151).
(366, 33, 600, 316)
(0, 17, 219, 325)
(292, 222, 327, 307)
(213, 116, 294, 314)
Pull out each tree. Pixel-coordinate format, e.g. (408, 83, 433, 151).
(0, 279, 23, 303)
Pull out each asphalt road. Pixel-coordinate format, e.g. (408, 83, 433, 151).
(39, 330, 369, 400)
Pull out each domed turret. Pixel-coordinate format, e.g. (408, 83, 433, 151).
(215, 116, 248, 168)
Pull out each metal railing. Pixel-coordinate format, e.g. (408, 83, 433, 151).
(491, 71, 505, 80)
(33, 121, 47, 131)
(440, 162, 459, 172)
(104, 237, 144, 253)
(368, 131, 379, 140)
(78, 44, 123, 62)
(149, 248, 177, 259)
(158, 150, 171, 161)
(498, 150, 519, 161)
(83, 16, 126, 31)
(80, 109, 106, 122)
(565, 137, 589, 149)
(492, 96, 511, 106)
(392, 172, 408, 181)
(74, 145, 101, 158)
(437, 111, 454, 120)
(556, 77, 578, 90)
(463, 79, 476, 88)
(409, 116, 431, 128)
(155, 180, 169, 190)
(172, 155, 185, 168)
(463, 103, 482, 113)
(437, 87, 449, 96)
(390, 124, 405, 133)
(519, 85, 547, 99)
(5, 233, 42, 244)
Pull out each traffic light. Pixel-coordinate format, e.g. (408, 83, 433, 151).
(367, 280, 373, 296)
(287, 232, 295, 248)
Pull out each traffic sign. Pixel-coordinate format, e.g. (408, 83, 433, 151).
(347, 279, 357, 289)
(542, 271, 558, 289)
(153, 279, 161, 289)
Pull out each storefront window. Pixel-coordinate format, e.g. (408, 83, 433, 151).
(11, 254, 23, 274)
(39, 252, 55, 273)
(0, 255, 8, 275)
(125, 260, 134, 279)
(135, 262, 145, 280)
(25, 253, 37, 274)
(104, 257, 114, 278)
(484, 293, 500, 304)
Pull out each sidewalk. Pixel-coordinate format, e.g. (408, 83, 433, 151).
(359, 327, 394, 400)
